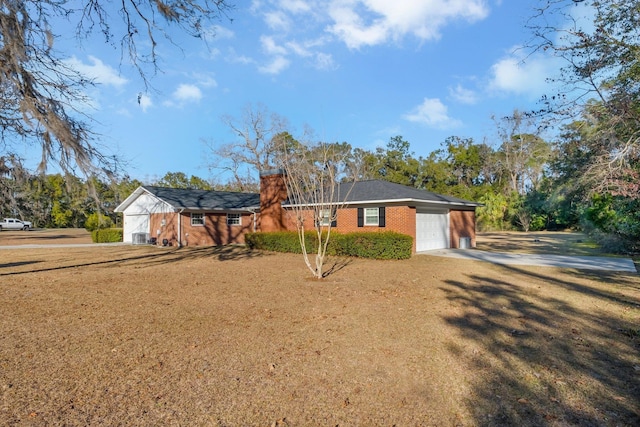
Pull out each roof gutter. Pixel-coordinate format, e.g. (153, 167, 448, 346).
(283, 198, 482, 208)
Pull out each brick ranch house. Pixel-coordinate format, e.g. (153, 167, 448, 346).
(114, 170, 480, 253)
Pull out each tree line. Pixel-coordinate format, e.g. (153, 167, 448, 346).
(0, 1, 638, 253)
(2, 104, 637, 254)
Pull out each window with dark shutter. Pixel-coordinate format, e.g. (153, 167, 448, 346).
(364, 207, 380, 226)
(357, 208, 364, 227)
(379, 207, 386, 227)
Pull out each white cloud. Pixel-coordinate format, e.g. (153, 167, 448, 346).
(247, 0, 490, 73)
(65, 56, 127, 87)
(261, 35, 288, 56)
(265, 11, 291, 31)
(404, 98, 462, 129)
(488, 47, 559, 98)
(173, 84, 203, 102)
(192, 72, 218, 88)
(137, 93, 153, 112)
(280, 0, 312, 14)
(449, 84, 478, 105)
(212, 25, 235, 39)
(327, 0, 490, 49)
(160, 83, 203, 107)
(227, 48, 255, 65)
(258, 36, 291, 73)
(286, 40, 312, 57)
(203, 24, 235, 42)
(258, 34, 334, 73)
(203, 47, 222, 60)
(314, 52, 337, 70)
(163, 84, 203, 107)
(259, 56, 291, 74)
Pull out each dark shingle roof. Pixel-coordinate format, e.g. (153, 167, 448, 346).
(336, 180, 479, 206)
(143, 186, 260, 210)
(282, 180, 479, 207)
(136, 180, 478, 211)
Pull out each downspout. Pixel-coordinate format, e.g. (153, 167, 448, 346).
(247, 208, 258, 232)
(177, 208, 185, 247)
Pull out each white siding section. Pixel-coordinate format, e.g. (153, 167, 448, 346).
(416, 209, 450, 251)
(123, 215, 150, 243)
(123, 193, 173, 215)
(120, 192, 173, 243)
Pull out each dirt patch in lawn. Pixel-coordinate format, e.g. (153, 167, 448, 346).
(1, 243, 639, 426)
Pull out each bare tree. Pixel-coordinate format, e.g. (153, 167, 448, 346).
(0, 0, 232, 177)
(278, 140, 357, 279)
(493, 110, 551, 195)
(207, 103, 290, 191)
(526, 0, 640, 197)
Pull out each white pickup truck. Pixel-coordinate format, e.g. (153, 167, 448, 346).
(0, 218, 32, 231)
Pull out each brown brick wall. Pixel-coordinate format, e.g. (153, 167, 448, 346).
(449, 209, 476, 248)
(150, 212, 178, 246)
(150, 212, 254, 246)
(149, 205, 474, 252)
(279, 205, 418, 252)
(259, 171, 288, 232)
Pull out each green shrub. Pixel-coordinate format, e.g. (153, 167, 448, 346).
(245, 231, 412, 260)
(92, 228, 123, 243)
(336, 232, 413, 259)
(245, 231, 323, 254)
(85, 212, 113, 232)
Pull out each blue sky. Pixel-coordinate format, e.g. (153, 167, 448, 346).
(27, 0, 582, 183)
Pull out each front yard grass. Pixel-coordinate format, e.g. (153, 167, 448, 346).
(1, 244, 638, 425)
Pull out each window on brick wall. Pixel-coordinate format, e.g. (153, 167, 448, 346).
(191, 213, 204, 226)
(319, 209, 337, 227)
(227, 213, 241, 225)
(364, 207, 379, 226)
(358, 207, 386, 227)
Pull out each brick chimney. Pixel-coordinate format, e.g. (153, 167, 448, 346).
(259, 169, 288, 232)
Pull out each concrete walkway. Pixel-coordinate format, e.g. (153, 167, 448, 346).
(419, 249, 637, 273)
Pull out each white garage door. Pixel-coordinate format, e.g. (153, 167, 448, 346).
(123, 214, 150, 243)
(416, 209, 450, 251)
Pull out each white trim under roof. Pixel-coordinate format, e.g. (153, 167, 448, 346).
(114, 186, 173, 213)
(284, 198, 481, 209)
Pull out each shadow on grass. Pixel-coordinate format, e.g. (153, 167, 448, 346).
(440, 263, 639, 426)
(478, 232, 605, 256)
(0, 245, 268, 277)
(322, 257, 353, 278)
(0, 260, 42, 269)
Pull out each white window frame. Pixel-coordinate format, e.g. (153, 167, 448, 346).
(319, 209, 331, 226)
(226, 213, 241, 226)
(364, 207, 379, 226)
(190, 213, 205, 226)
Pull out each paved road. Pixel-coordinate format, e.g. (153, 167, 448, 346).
(420, 249, 637, 273)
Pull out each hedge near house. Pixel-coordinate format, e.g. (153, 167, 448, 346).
(246, 231, 412, 260)
(337, 232, 413, 260)
(92, 228, 123, 243)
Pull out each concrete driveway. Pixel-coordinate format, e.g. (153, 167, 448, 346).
(420, 249, 637, 273)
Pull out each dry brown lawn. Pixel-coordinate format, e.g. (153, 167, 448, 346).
(0, 230, 638, 426)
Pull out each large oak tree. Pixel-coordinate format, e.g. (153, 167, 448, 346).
(0, 0, 232, 177)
